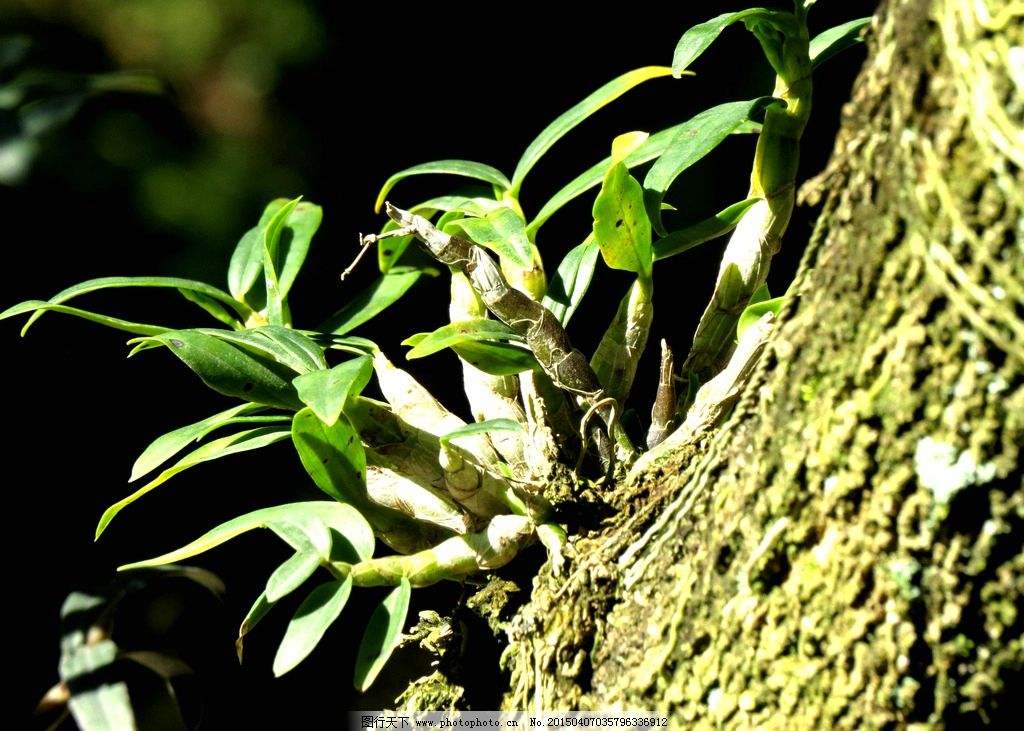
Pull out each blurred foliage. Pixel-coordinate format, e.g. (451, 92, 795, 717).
(1, 0, 327, 278)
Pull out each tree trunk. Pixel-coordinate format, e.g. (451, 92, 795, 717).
(498, 0, 1024, 724)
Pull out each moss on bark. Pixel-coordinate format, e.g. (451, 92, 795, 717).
(496, 0, 1024, 725)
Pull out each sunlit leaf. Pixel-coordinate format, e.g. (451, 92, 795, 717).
(403, 319, 524, 360)
(810, 17, 870, 69)
(737, 293, 784, 341)
(672, 9, 790, 75)
(593, 162, 652, 281)
(265, 546, 325, 604)
(9, 275, 249, 334)
(119, 501, 375, 570)
(511, 66, 676, 194)
(527, 120, 693, 238)
(374, 160, 511, 213)
(439, 418, 524, 447)
(237, 592, 273, 662)
(293, 355, 373, 426)
(542, 237, 600, 326)
(2, 300, 169, 336)
(449, 341, 541, 376)
(228, 199, 289, 304)
(643, 98, 781, 233)
(61, 638, 136, 731)
(98, 426, 291, 537)
(611, 131, 649, 164)
(353, 578, 410, 691)
(130, 402, 281, 482)
(277, 200, 323, 300)
(199, 326, 326, 374)
(260, 197, 302, 325)
(652, 198, 759, 260)
(273, 578, 352, 677)
(128, 329, 304, 410)
(448, 206, 533, 269)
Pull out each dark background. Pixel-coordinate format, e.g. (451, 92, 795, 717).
(2, 1, 876, 726)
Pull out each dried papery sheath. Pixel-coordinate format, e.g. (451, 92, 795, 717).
(370, 204, 625, 464)
(646, 339, 676, 449)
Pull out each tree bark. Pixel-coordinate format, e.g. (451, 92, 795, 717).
(496, 0, 1024, 724)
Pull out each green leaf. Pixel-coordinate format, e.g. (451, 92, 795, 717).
(276, 200, 323, 300)
(129, 329, 304, 409)
(672, 9, 788, 75)
(319, 267, 431, 336)
(403, 319, 524, 359)
(237, 591, 273, 662)
(177, 288, 243, 328)
(130, 403, 283, 482)
(260, 197, 302, 325)
(98, 426, 292, 537)
(448, 206, 533, 269)
(527, 120, 696, 238)
(293, 355, 374, 426)
(199, 326, 327, 374)
(511, 66, 675, 194)
(653, 198, 760, 261)
(291, 408, 367, 504)
(449, 341, 541, 376)
(274, 578, 352, 677)
(1, 300, 169, 336)
(119, 501, 375, 570)
(593, 162, 652, 281)
(353, 578, 411, 692)
(228, 199, 288, 303)
(810, 17, 870, 69)
(737, 294, 784, 341)
(374, 160, 511, 212)
(542, 237, 600, 327)
(439, 418, 524, 447)
(265, 546, 324, 604)
(643, 98, 781, 234)
(9, 275, 250, 334)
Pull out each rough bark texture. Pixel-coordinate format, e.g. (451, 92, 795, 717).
(497, 0, 1024, 725)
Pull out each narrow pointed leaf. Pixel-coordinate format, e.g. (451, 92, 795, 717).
(261, 197, 302, 325)
(2, 300, 169, 336)
(98, 426, 291, 537)
(643, 98, 781, 233)
(403, 318, 523, 360)
(527, 119, 709, 237)
(273, 578, 352, 677)
(11, 275, 249, 334)
(672, 9, 787, 75)
(119, 502, 374, 570)
(200, 326, 326, 374)
(277, 200, 323, 299)
(447, 206, 532, 269)
(353, 578, 411, 691)
(810, 17, 870, 69)
(374, 160, 511, 212)
(511, 66, 675, 193)
(542, 237, 600, 326)
(237, 592, 273, 662)
(319, 267, 431, 336)
(228, 199, 288, 303)
(129, 329, 303, 409)
(265, 548, 324, 604)
(61, 639, 137, 731)
(593, 162, 652, 280)
(292, 355, 373, 426)
(653, 198, 760, 260)
(440, 418, 524, 447)
(130, 402, 277, 482)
